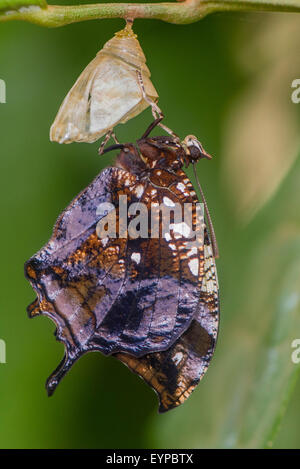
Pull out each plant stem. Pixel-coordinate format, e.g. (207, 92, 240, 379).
(0, 0, 299, 28)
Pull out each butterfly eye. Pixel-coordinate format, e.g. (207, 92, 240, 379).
(50, 22, 158, 144)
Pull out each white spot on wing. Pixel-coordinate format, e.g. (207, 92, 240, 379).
(134, 185, 144, 198)
(101, 237, 109, 247)
(131, 252, 141, 264)
(187, 247, 197, 257)
(173, 352, 183, 365)
(188, 258, 199, 276)
(177, 182, 186, 192)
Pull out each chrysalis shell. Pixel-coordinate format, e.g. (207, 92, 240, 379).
(50, 24, 158, 144)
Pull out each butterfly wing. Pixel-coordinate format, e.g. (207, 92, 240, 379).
(115, 229, 219, 413)
(25, 166, 205, 395)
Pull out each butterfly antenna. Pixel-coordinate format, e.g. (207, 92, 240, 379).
(192, 163, 219, 259)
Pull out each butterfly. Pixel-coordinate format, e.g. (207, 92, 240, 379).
(25, 120, 219, 412)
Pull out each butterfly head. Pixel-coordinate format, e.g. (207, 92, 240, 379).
(102, 134, 212, 174)
(182, 135, 212, 164)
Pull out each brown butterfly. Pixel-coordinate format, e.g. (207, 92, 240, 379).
(25, 120, 219, 412)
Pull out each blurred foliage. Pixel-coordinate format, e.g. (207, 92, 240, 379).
(0, 7, 299, 448)
(0, 0, 46, 12)
(221, 15, 300, 223)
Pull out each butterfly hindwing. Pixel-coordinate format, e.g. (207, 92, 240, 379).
(115, 229, 219, 413)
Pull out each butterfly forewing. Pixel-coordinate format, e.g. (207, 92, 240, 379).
(25, 163, 207, 395)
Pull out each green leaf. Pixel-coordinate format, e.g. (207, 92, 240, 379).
(149, 150, 300, 449)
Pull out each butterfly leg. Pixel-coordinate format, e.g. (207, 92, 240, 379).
(111, 131, 120, 145)
(99, 130, 121, 156)
(98, 130, 114, 156)
(136, 71, 179, 141)
(140, 116, 164, 139)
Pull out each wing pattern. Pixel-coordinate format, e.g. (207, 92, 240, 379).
(25, 165, 210, 398)
(116, 230, 219, 412)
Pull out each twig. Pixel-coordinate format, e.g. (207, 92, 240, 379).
(0, 0, 299, 28)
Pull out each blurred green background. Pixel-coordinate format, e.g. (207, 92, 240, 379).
(0, 3, 300, 449)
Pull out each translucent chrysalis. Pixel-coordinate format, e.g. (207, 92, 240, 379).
(50, 22, 159, 144)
